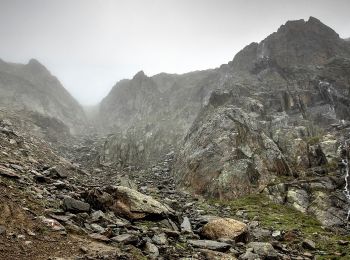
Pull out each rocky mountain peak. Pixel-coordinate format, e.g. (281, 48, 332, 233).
(231, 17, 350, 71)
(278, 16, 339, 39)
(26, 58, 50, 74)
(133, 70, 147, 80)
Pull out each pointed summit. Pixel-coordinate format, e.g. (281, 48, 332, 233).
(231, 17, 350, 71)
(26, 58, 50, 74)
(133, 70, 147, 80)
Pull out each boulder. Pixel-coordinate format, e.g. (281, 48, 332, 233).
(84, 186, 173, 220)
(201, 218, 248, 242)
(62, 196, 90, 213)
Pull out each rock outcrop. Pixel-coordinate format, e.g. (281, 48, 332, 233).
(175, 99, 290, 199)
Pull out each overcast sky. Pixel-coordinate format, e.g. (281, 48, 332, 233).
(0, 0, 349, 105)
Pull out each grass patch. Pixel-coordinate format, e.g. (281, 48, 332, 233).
(307, 135, 322, 145)
(211, 194, 350, 258)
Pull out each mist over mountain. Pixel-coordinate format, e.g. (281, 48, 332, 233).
(1, 15, 350, 259)
(0, 58, 87, 134)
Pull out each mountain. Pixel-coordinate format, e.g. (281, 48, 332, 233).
(96, 17, 350, 229)
(2, 16, 350, 259)
(97, 17, 350, 169)
(0, 58, 86, 134)
(230, 17, 350, 71)
(174, 17, 350, 228)
(97, 69, 217, 166)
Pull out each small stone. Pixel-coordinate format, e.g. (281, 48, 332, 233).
(239, 250, 260, 260)
(111, 233, 138, 244)
(26, 230, 36, 236)
(199, 249, 236, 260)
(303, 252, 313, 257)
(17, 234, 25, 239)
(0, 165, 20, 179)
(62, 196, 90, 213)
(39, 216, 65, 231)
(80, 246, 88, 253)
(91, 210, 105, 221)
(338, 240, 349, 246)
(188, 239, 231, 252)
(0, 225, 6, 235)
(89, 233, 110, 242)
(247, 242, 278, 258)
(271, 230, 282, 240)
(152, 233, 167, 245)
(302, 239, 316, 250)
(144, 242, 159, 257)
(90, 223, 105, 233)
(180, 216, 192, 233)
(161, 228, 180, 238)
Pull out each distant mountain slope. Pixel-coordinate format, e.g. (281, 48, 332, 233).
(97, 69, 219, 166)
(0, 58, 87, 134)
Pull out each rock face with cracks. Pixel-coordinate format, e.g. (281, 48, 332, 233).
(175, 103, 290, 199)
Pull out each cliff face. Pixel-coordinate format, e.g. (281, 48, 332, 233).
(173, 17, 350, 228)
(94, 17, 350, 229)
(0, 59, 87, 134)
(97, 17, 350, 170)
(97, 69, 219, 166)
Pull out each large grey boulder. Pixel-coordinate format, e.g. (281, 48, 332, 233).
(84, 186, 173, 220)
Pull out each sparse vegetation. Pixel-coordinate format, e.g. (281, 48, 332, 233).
(209, 194, 350, 259)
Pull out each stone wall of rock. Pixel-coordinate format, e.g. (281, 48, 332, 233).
(174, 100, 291, 199)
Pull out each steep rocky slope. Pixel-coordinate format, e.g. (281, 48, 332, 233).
(0, 58, 87, 134)
(94, 17, 350, 231)
(97, 69, 218, 167)
(2, 110, 349, 259)
(174, 17, 350, 229)
(97, 17, 350, 169)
